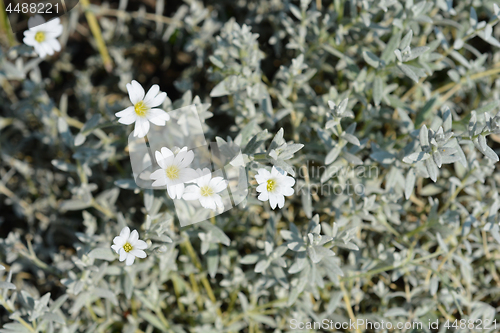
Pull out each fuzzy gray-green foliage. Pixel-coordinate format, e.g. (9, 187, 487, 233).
(1, 0, 500, 332)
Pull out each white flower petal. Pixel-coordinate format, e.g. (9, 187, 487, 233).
(271, 166, 286, 177)
(277, 194, 285, 208)
(143, 84, 160, 104)
(199, 196, 217, 210)
(146, 109, 170, 126)
(160, 147, 174, 160)
(127, 80, 145, 104)
(111, 244, 120, 253)
(47, 38, 61, 52)
(211, 178, 227, 193)
(183, 185, 200, 200)
(129, 230, 139, 245)
(120, 227, 131, 240)
(134, 240, 148, 250)
(130, 249, 147, 259)
(269, 194, 278, 209)
(116, 107, 137, 125)
(175, 149, 194, 168)
(125, 254, 135, 266)
(146, 92, 167, 108)
(174, 183, 185, 199)
(133, 117, 150, 138)
(34, 44, 47, 58)
(281, 186, 295, 196)
(214, 195, 224, 209)
(280, 176, 296, 187)
(118, 248, 127, 261)
(258, 191, 269, 201)
(113, 235, 126, 247)
(256, 183, 268, 193)
(255, 169, 271, 184)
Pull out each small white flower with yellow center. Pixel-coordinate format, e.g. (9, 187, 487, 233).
(111, 227, 147, 266)
(23, 15, 63, 59)
(150, 147, 198, 199)
(182, 168, 228, 211)
(115, 80, 170, 138)
(255, 166, 295, 209)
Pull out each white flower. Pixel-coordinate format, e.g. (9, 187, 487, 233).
(115, 80, 170, 138)
(183, 168, 227, 211)
(255, 166, 295, 209)
(150, 147, 198, 199)
(111, 227, 147, 266)
(23, 15, 63, 59)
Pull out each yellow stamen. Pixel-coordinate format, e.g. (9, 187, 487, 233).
(35, 31, 45, 43)
(123, 242, 133, 252)
(165, 165, 180, 180)
(200, 186, 214, 197)
(134, 101, 148, 117)
(267, 179, 277, 192)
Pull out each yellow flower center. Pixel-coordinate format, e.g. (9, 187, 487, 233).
(134, 101, 148, 117)
(165, 165, 180, 180)
(267, 179, 277, 192)
(123, 242, 133, 252)
(200, 186, 214, 197)
(35, 31, 45, 43)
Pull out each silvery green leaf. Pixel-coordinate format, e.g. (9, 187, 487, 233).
(199, 221, 230, 246)
(405, 168, 416, 200)
(80, 114, 101, 135)
(403, 151, 430, 163)
(248, 314, 276, 327)
(484, 24, 493, 40)
(338, 98, 349, 115)
(400, 30, 413, 50)
(450, 50, 471, 68)
(301, 186, 312, 219)
(342, 133, 360, 146)
(370, 151, 396, 164)
(41, 313, 65, 324)
(207, 243, 219, 278)
(255, 259, 270, 273)
(394, 49, 403, 62)
(363, 51, 380, 68)
(114, 179, 138, 190)
(58, 118, 74, 148)
(343, 151, 363, 165)
(240, 254, 260, 264)
(398, 63, 419, 82)
(244, 130, 269, 155)
(405, 46, 429, 61)
(433, 151, 442, 168)
(442, 107, 452, 132)
(478, 135, 499, 161)
(88, 248, 115, 261)
(325, 146, 342, 165)
(381, 31, 401, 62)
(139, 311, 169, 331)
(468, 111, 477, 136)
(0, 281, 16, 290)
(425, 158, 438, 182)
(373, 76, 383, 106)
(470, 7, 478, 28)
(51, 160, 77, 172)
(384, 307, 409, 317)
(419, 125, 429, 147)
